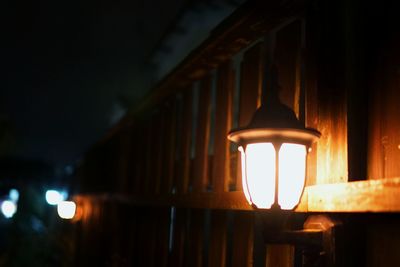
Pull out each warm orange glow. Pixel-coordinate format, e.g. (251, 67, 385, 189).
(242, 143, 275, 208)
(278, 143, 307, 210)
(316, 126, 348, 184)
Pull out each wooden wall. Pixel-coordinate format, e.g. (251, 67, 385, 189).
(72, 1, 400, 266)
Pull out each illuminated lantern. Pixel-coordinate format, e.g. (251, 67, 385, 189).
(228, 94, 320, 210)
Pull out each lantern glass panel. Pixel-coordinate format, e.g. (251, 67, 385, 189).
(278, 143, 307, 210)
(244, 143, 275, 208)
(239, 146, 251, 204)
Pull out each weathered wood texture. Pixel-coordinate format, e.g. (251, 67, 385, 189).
(192, 77, 212, 192)
(208, 210, 228, 267)
(177, 89, 193, 194)
(74, 176, 400, 213)
(307, 1, 348, 185)
(266, 245, 294, 267)
(367, 27, 400, 180)
(212, 62, 234, 192)
(161, 98, 178, 194)
(367, 223, 400, 267)
(306, 177, 400, 212)
(169, 208, 187, 267)
(232, 211, 254, 267)
(187, 210, 204, 267)
(274, 20, 303, 118)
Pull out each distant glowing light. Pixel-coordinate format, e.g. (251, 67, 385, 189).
(9, 189, 19, 202)
(57, 201, 76, 219)
(45, 190, 68, 205)
(1, 200, 17, 218)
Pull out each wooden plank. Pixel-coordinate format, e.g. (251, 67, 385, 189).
(238, 43, 263, 127)
(192, 77, 212, 192)
(367, 31, 400, 180)
(76, 177, 400, 213)
(306, 177, 400, 212)
(82, 191, 250, 210)
(115, 129, 131, 194)
(125, 208, 139, 266)
(154, 107, 166, 194)
(146, 211, 158, 267)
(304, 9, 319, 186)
(132, 208, 146, 266)
(187, 210, 204, 267)
(208, 210, 227, 267)
(169, 208, 187, 267)
(313, 1, 348, 185)
(144, 118, 155, 193)
(343, 0, 368, 182)
(232, 211, 254, 267)
(266, 245, 294, 267)
(213, 62, 234, 192)
(177, 89, 193, 194)
(161, 98, 177, 194)
(237, 43, 263, 191)
(132, 125, 146, 194)
(367, 223, 400, 267)
(154, 208, 171, 267)
(274, 19, 302, 117)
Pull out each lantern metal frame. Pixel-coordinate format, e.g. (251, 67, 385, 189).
(228, 99, 321, 210)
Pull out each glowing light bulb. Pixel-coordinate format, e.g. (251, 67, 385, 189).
(57, 201, 76, 219)
(1, 200, 17, 218)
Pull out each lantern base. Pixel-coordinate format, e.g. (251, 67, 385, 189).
(258, 213, 341, 267)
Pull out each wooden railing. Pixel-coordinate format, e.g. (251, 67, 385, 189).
(72, 1, 400, 266)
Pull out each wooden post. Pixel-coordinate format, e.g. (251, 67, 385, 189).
(177, 90, 193, 194)
(161, 98, 178, 194)
(265, 245, 294, 267)
(213, 62, 234, 192)
(192, 77, 212, 192)
(237, 42, 263, 191)
(169, 208, 187, 267)
(187, 209, 205, 267)
(208, 210, 228, 267)
(232, 211, 254, 267)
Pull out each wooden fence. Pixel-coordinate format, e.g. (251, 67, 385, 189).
(72, 1, 400, 266)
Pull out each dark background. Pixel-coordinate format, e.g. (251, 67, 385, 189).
(0, 0, 241, 167)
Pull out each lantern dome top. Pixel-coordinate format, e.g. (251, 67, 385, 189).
(228, 101, 320, 146)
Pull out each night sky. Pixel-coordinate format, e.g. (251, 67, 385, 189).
(1, 0, 185, 164)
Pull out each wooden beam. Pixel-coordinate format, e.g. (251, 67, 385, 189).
(306, 177, 400, 212)
(74, 177, 400, 213)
